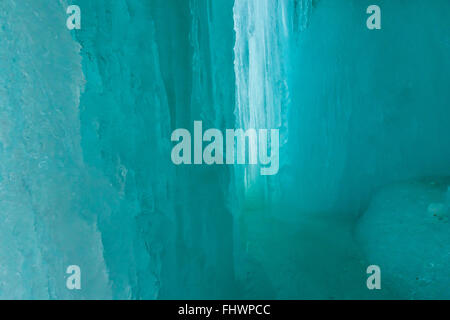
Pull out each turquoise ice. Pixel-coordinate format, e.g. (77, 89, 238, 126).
(0, 0, 448, 299)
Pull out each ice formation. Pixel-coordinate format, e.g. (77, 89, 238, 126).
(0, 0, 449, 299)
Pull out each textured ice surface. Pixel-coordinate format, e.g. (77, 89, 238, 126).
(357, 178, 450, 299)
(0, 0, 111, 299)
(0, 0, 449, 299)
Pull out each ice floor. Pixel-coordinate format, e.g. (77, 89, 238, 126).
(357, 178, 450, 299)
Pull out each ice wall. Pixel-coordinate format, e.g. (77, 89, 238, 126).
(285, 0, 450, 215)
(0, 0, 111, 299)
(72, 0, 239, 299)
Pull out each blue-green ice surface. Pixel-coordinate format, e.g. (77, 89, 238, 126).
(0, 0, 449, 299)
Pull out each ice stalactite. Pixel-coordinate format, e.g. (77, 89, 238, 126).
(232, 0, 312, 201)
